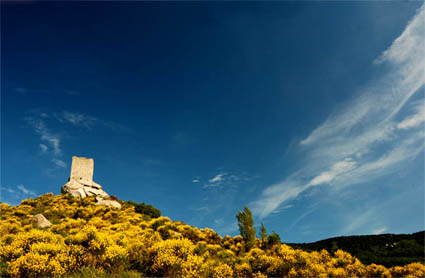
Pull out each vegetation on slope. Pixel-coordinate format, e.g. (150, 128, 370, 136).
(289, 231, 425, 268)
(0, 193, 424, 278)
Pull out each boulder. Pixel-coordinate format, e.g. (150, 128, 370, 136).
(91, 181, 102, 189)
(96, 199, 121, 209)
(64, 179, 84, 190)
(62, 183, 88, 198)
(76, 187, 87, 198)
(84, 186, 108, 197)
(32, 214, 52, 228)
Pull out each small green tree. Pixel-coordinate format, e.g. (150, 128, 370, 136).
(259, 223, 268, 247)
(236, 206, 256, 251)
(267, 232, 281, 247)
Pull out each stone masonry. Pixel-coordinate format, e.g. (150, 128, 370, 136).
(61, 156, 109, 198)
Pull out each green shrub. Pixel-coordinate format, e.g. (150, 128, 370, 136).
(125, 201, 161, 218)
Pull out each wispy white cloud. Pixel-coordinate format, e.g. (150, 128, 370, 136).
(252, 179, 306, 219)
(308, 158, 357, 186)
(194, 206, 210, 213)
(56, 111, 97, 129)
(209, 173, 225, 183)
(287, 204, 318, 232)
(0, 184, 38, 204)
(17, 184, 37, 196)
(257, 158, 360, 221)
(25, 116, 62, 155)
(52, 158, 66, 168)
(202, 172, 254, 189)
(203, 173, 226, 188)
(340, 183, 424, 236)
(372, 227, 388, 235)
(58, 111, 131, 132)
(192, 178, 200, 183)
(0, 186, 17, 194)
(25, 110, 128, 170)
(397, 101, 425, 129)
(341, 208, 379, 236)
(252, 4, 425, 219)
(271, 204, 293, 214)
(25, 112, 67, 170)
(39, 144, 48, 153)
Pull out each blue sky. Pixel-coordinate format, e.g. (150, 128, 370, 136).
(1, 1, 424, 243)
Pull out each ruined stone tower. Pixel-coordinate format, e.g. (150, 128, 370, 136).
(61, 156, 109, 198)
(70, 156, 94, 186)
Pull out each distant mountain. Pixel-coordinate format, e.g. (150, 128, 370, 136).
(288, 231, 425, 267)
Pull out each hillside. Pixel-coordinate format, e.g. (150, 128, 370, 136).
(0, 193, 424, 278)
(289, 231, 425, 268)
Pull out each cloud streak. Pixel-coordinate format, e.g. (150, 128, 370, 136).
(17, 184, 37, 197)
(209, 173, 225, 183)
(372, 227, 388, 235)
(25, 110, 128, 170)
(56, 111, 97, 129)
(25, 114, 66, 171)
(0, 184, 37, 205)
(202, 171, 255, 189)
(397, 101, 425, 129)
(25, 116, 62, 156)
(252, 4, 425, 219)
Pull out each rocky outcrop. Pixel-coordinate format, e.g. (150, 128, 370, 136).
(61, 156, 110, 198)
(95, 199, 122, 209)
(32, 214, 52, 228)
(61, 179, 109, 198)
(61, 156, 121, 209)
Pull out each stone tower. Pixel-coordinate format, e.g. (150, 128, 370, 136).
(61, 156, 109, 198)
(70, 156, 94, 186)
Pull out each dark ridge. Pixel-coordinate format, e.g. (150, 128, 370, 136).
(288, 231, 425, 267)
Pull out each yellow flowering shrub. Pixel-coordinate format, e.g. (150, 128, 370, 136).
(0, 194, 424, 277)
(149, 238, 197, 276)
(328, 267, 348, 278)
(8, 252, 65, 277)
(101, 245, 128, 271)
(1, 229, 74, 277)
(390, 263, 425, 278)
(234, 262, 252, 278)
(211, 263, 234, 278)
(366, 263, 392, 278)
(180, 254, 204, 276)
(252, 272, 268, 278)
(51, 218, 87, 235)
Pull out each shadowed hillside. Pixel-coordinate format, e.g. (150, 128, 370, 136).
(289, 231, 425, 268)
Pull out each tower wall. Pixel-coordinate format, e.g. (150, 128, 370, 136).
(70, 156, 94, 185)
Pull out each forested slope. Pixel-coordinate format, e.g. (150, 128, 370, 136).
(289, 231, 425, 267)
